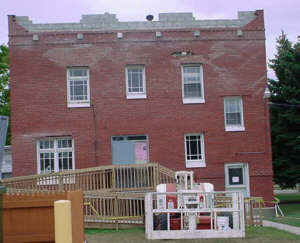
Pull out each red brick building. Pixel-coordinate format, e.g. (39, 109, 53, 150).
(8, 10, 273, 200)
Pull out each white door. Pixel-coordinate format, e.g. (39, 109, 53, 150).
(225, 163, 250, 197)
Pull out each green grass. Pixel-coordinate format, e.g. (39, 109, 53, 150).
(85, 227, 300, 243)
(266, 203, 300, 227)
(276, 193, 300, 203)
(266, 193, 300, 227)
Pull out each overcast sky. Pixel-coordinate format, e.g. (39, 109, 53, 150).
(1, 0, 299, 79)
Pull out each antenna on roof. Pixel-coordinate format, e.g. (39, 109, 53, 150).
(146, 15, 154, 21)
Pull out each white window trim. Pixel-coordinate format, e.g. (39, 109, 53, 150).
(67, 68, 90, 108)
(125, 65, 147, 99)
(181, 64, 205, 104)
(224, 163, 250, 197)
(224, 96, 245, 132)
(184, 133, 206, 168)
(36, 137, 75, 174)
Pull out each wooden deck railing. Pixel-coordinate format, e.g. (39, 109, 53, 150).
(0, 163, 175, 193)
(84, 191, 145, 226)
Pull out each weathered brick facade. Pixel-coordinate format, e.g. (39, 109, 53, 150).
(8, 10, 273, 200)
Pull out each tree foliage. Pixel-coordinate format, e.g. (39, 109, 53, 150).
(0, 44, 10, 145)
(268, 33, 300, 188)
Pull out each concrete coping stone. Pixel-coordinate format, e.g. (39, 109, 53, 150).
(14, 11, 256, 33)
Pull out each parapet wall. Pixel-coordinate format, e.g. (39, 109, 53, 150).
(10, 11, 261, 33)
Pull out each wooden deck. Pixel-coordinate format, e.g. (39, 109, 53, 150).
(0, 163, 262, 229)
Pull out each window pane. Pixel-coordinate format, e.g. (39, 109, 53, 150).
(38, 138, 73, 174)
(59, 153, 63, 170)
(127, 66, 144, 93)
(74, 83, 84, 95)
(183, 65, 202, 99)
(184, 84, 201, 98)
(58, 139, 72, 148)
(185, 135, 202, 161)
(190, 140, 198, 155)
(112, 136, 124, 141)
(40, 140, 54, 149)
(229, 168, 244, 185)
(225, 99, 240, 113)
(186, 142, 190, 155)
(183, 66, 200, 73)
(225, 98, 243, 126)
(68, 68, 89, 103)
(70, 79, 88, 101)
(63, 158, 69, 170)
(69, 157, 73, 169)
(127, 136, 147, 141)
(58, 150, 73, 171)
(226, 113, 241, 125)
(40, 152, 54, 174)
(69, 69, 87, 77)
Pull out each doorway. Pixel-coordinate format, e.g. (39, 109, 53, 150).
(225, 163, 250, 197)
(111, 135, 148, 165)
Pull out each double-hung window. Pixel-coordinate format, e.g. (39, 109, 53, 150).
(184, 133, 206, 168)
(224, 97, 245, 131)
(67, 67, 90, 107)
(37, 137, 74, 174)
(126, 65, 146, 99)
(182, 64, 204, 103)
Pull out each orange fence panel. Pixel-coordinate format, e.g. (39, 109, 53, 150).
(2, 190, 84, 243)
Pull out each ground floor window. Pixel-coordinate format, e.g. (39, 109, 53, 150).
(111, 135, 148, 165)
(225, 163, 250, 197)
(37, 137, 74, 174)
(184, 133, 206, 168)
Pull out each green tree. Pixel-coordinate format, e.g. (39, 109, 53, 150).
(268, 33, 300, 188)
(0, 44, 10, 145)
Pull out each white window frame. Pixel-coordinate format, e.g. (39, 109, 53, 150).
(36, 137, 75, 174)
(181, 64, 205, 104)
(184, 133, 206, 168)
(224, 163, 250, 197)
(224, 96, 245, 132)
(125, 65, 147, 99)
(67, 67, 90, 108)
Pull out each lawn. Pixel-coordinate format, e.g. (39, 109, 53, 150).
(85, 227, 300, 243)
(266, 193, 300, 227)
(276, 193, 300, 203)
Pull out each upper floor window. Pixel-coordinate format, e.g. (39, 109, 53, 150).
(126, 65, 146, 99)
(224, 97, 245, 131)
(67, 68, 90, 107)
(181, 64, 204, 104)
(37, 137, 74, 174)
(184, 133, 206, 168)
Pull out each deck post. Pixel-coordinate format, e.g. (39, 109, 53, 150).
(58, 173, 63, 192)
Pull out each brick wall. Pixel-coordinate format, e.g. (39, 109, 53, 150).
(8, 11, 274, 200)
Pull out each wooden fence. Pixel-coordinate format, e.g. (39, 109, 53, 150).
(0, 163, 175, 193)
(2, 190, 84, 243)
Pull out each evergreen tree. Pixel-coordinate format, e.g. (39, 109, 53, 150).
(0, 45, 10, 145)
(268, 33, 300, 188)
